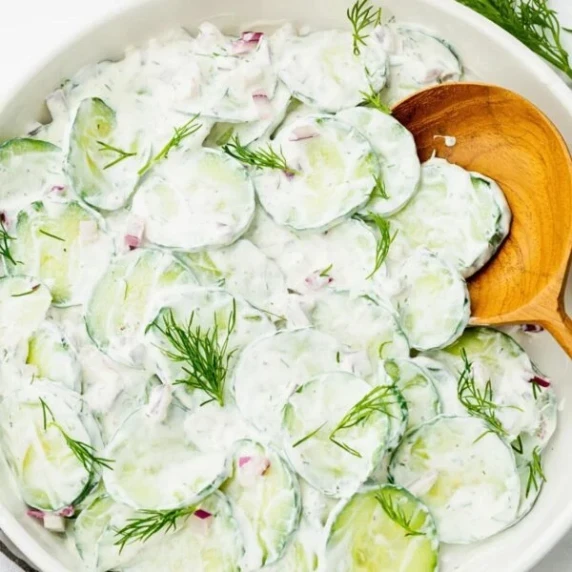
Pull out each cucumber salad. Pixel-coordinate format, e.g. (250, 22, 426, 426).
(0, 2, 557, 571)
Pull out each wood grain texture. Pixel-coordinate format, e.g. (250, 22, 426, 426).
(393, 82, 572, 357)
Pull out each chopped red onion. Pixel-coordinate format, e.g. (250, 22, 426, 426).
(289, 126, 319, 142)
(194, 509, 212, 520)
(241, 31, 264, 43)
(520, 324, 544, 334)
(238, 456, 252, 468)
(252, 92, 272, 119)
(124, 216, 145, 250)
(0, 211, 5, 224)
(55, 505, 75, 518)
(50, 185, 66, 194)
(305, 273, 334, 291)
(530, 376, 551, 389)
(231, 31, 264, 55)
(26, 509, 45, 520)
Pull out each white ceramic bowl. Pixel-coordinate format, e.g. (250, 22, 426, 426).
(1, 1, 572, 571)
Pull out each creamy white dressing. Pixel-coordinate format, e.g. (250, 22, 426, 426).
(0, 13, 557, 572)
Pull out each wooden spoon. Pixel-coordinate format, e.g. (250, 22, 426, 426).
(392, 82, 572, 357)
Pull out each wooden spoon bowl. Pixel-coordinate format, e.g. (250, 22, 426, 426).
(392, 82, 572, 357)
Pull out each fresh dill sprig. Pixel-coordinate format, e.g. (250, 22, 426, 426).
(96, 140, 137, 170)
(293, 423, 327, 448)
(354, 213, 396, 278)
(149, 301, 237, 407)
(222, 136, 299, 175)
(457, 349, 507, 438)
(456, 0, 572, 79)
(347, 0, 383, 56)
(526, 447, 546, 498)
(39, 229, 65, 242)
(511, 435, 524, 455)
(0, 219, 20, 266)
(11, 284, 41, 298)
(373, 175, 389, 200)
(360, 85, 392, 115)
(318, 263, 334, 277)
(39, 398, 114, 473)
(139, 114, 202, 175)
(375, 489, 424, 537)
(114, 506, 196, 552)
(329, 385, 396, 457)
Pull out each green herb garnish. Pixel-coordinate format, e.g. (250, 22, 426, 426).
(375, 489, 425, 537)
(0, 219, 19, 266)
(11, 284, 41, 298)
(347, 0, 383, 56)
(139, 114, 202, 175)
(329, 385, 396, 457)
(457, 0, 572, 79)
(512, 435, 524, 455)
(292, 423, 327, 448)
(318, 263, 334, 277)
(96, 140, 137, 170)
(39, 398, 114, 473)
(222, 136, 299, 175)
(360, 85, 392, 114)
(373, 175, 389, 200)
(39, 229, 65, 242)
(526, 447, 546, 498)
(354, 213, 396, 278)
(149, 300, 237, 407)
(114, 506, 196, 551)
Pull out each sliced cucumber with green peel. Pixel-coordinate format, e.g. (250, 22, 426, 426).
(0, 276, 51, 357)
(132, 147, 255, 250)
(0, 138, 66, 211)
(254, 116, 379, 231)
(67, 97, 143, 211)
(176, 239, 287, 315)
(263, 519, 320, 571)
(308, 291, 409, 379)
(388, 158, 511, 278)
(232, 328, 348, 435)
(378, 24, 462, 105)
(337, 107, 420, 216)
(325, 485, 439, 572)
(389, 415, 520, 544)
(0, 385, 98, 511)
(8, 200, 113, 306)
(85, 248, 196, 366)
(272, 219, 386, 296)
(282, 371, 391, 498)
(276, 29, 388, 112)
(379, 359, 441, 430)
(393, 250, 470, 351)
(122, 492, 244, 572)
(427, 327, 552, 440)
(222, 440, 301, 568)
(26, 321, 81, 391)
(145, 287, 275, 410)
(102, 406, 229, 510)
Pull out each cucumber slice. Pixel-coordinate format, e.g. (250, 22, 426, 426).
(379, 359, 441, 430)
(0, 276, 51, 357)
(85, 248, 196, 367)
(122, 492, 244, 572)
(8, 200, 113, 306)
(427, 327, 552, 440)
(325, 485, 439, 572)
(102, 406, 229, 510)
(26, 321, 81, 391)
(222, 440, 301, 568)
(145, 287, 275, 410)
(254, 116, 379, 231)
(337, 107, 420, 216)
(263, 521, 320, 572)
(67, 98, 142, 211)
(388, 158, 511, 278)
(272, 219, 386, 296)
(232, 328, 348, 435)
(378, 24, 462, 105)
(276, 29, 388, 112)
(176, 239, 287, 316)
(132, 147, 256, 250)
(282, 372, 391, 498)
(205, 83, 292, 147)
(389, 415, 520, 544)
(393, 250, 470, 351)
(0, 138, 65, 211)
(0, 385, 98, 511)
(308, 291, 409, 378)
(244, 206, 297, 261)
(513, 445, 545, 522)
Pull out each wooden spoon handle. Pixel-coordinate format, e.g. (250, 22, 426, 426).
(539, 307, 572, 359)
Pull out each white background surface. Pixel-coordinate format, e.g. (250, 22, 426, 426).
(0, 0, 571, 570)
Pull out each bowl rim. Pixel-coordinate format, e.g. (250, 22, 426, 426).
(1, 0, 572, 570)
